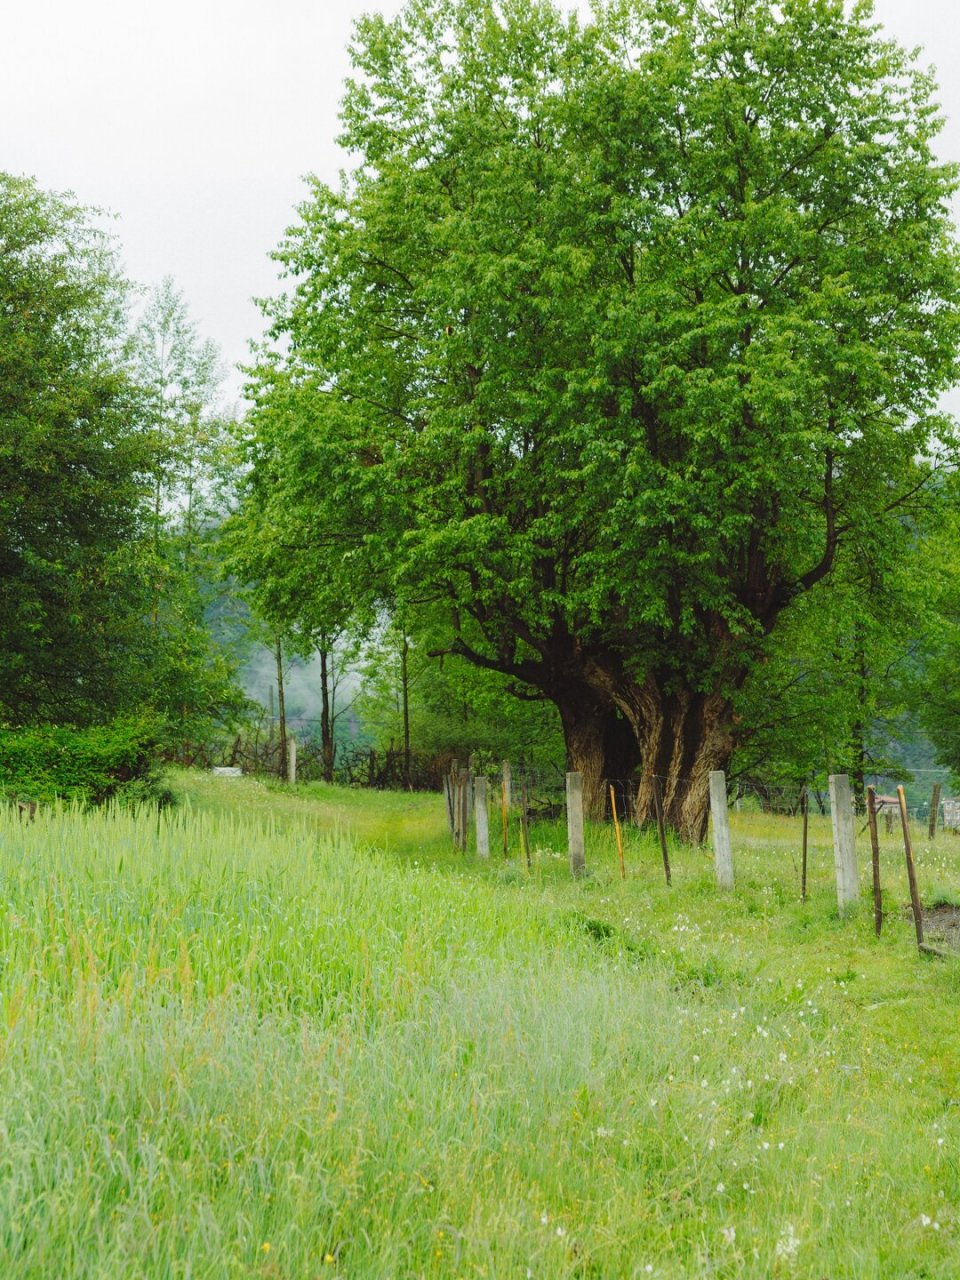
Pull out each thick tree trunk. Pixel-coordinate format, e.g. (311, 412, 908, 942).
(634, 689, 734, 843)
(555, 688, 639, 820)
(583, 663, 736, 843)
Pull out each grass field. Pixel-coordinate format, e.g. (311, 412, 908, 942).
(2, 771, 960, 1278)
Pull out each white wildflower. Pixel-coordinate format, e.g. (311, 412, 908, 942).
(774, 1223, 800, 1263)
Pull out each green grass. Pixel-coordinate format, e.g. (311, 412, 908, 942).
(2, 771, 960, 1277)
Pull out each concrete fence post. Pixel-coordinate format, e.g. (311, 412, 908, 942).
(829, 773, 859, 910)
(709, 770, 735, 890)
(475, 776, 490, 859)
(566, 771, 586, 877)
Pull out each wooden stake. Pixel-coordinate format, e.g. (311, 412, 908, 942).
(501, 762, 510, 857)
(459, 766, 469, 853)
(652, 775, 672, 886)
(450, 761, 461, 850)
(866, 785, 882, 937)
(520, 776, 532, 870)
(898, 785, 925, 950)
(610, 784, 626, 880)
(443, 773, 455, 839)
(801, 787, 809, 903)
(929, 783, 942, 841)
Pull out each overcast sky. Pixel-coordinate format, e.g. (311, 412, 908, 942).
(3, 0, 959, 402)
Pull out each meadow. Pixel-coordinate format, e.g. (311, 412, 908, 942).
(2, 771, 960, 1278)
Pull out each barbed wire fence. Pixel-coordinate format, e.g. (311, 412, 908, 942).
(434, 757, 958, 954)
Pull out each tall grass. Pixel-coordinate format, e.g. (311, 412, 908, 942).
(2, 778, 960, 1277)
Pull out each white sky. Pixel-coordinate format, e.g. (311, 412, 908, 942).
(3, 0, 959, 402)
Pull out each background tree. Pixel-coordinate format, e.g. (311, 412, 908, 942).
(731, 557, 929, 808)
(910, 478, 960, 785)
(0, 173, 156, 724)
(244, 0, 960, 837)
(128, 278, 247, 752)
(357, 617, 564, 775)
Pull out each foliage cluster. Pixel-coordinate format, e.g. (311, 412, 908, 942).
(0, 174, 247, 775)
(238, 0, 960, 835)
(0, 718, 168, 807)
(0, 174, 154, 725)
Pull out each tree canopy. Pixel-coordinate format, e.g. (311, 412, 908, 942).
(0, 176, 246, 749)
(241, 0, 960, 837)
(0, 174, 156, 724)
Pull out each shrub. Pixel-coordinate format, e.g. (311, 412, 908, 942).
(0, 718, 170, 808)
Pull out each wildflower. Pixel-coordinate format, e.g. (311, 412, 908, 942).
(774, 1223, 800, 1262)
(721, 1226, 736, 1245)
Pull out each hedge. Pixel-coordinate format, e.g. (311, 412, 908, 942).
(0, 719, 169, 807)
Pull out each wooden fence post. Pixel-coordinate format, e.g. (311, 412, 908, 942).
(475, 776, 490, 859)
(898, 785, 925, 950)
(451, 761, 462, 851)
(467, 753, 476, 822)
(610, 783, 626, 880)
(287, 736, 297, 786)
(566, 771, 586, 877)
(929, 783, 942, 841)
(866, 785, 882, 937)
(443, 773, 455, 840)
(653, 776, 672, 887)
(519, 776, 531, 870)
(709, 771, 734, 890)
(801, 787, 809, 903)
(459, 766, 469, 853)
(501, 762, 510, 856)
(828, 773, 859, 911)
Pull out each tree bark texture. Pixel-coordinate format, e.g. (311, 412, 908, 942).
(584, 663, 736, 843)
(555, 688, 640, 820)
(319, 645, 334, 783)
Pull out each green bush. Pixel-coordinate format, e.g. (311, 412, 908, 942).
(0, 718, 170, 808)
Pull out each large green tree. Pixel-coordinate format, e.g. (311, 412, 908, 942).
(244, 0, 960, 837)
(0, 174, 155, 724)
